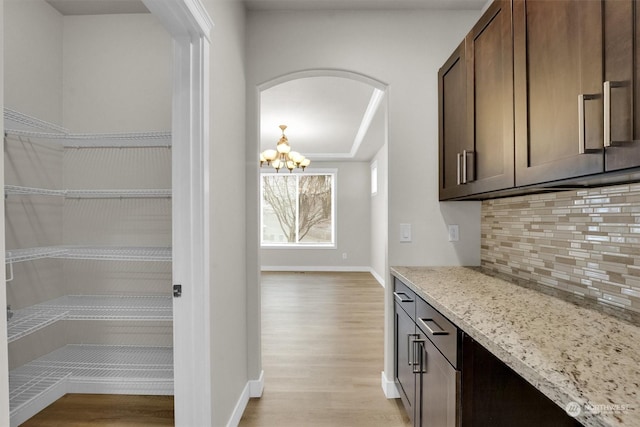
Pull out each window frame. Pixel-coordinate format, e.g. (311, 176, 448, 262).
(260, 169, 337, 249)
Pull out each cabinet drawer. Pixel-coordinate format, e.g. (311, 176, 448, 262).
(393, 278, 416, 320)
(416, 298, 460, 369)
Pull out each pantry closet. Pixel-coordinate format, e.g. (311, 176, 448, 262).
(3, 3, 176, 425)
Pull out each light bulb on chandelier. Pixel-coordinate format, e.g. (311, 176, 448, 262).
(259, 125, 310, 172)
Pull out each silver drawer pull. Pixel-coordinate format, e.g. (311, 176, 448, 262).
(604, 80, 628, 148)
(418, 318, 449, 336)
(394, 292, 414, 303)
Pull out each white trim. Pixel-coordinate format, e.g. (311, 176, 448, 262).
(370, 268, 385, 287)
(381, 371, 400, 399)
(261, 265, 373, 272)
(249, 370, 265, 397)
(258, 68, 387, 92)
(143, 0, 213, 40)
(142, 1, 213, 426)
(225, 371, 264, 427)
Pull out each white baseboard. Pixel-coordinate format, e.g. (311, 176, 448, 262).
(370, 269, 385, 287)
(249, 370, 264, 397)
(261, 265, 372, 272)
(226, 371, 264, 427)
(381, 371, 400, 398)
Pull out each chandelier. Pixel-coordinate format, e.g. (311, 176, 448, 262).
(259, 125, 311, 172)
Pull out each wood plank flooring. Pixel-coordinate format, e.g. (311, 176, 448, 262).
(18, 271, 408, 426)
(239, 271, 410, 427)
(21, 394, 174, 426)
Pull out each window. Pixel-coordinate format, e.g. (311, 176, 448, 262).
(261, 172, 335, 247)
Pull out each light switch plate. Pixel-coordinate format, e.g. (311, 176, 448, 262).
(400, 223, 412, 242)
(448, 224, 459, 242)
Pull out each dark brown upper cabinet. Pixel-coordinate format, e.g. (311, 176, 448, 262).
(439, 41, 468, 200)
(439, 0, 514, 201)
(464, 0, 514, 195)
(513, 0, 604, 187)
(603, 0, 640, 171)
(440, 0, 640, 200)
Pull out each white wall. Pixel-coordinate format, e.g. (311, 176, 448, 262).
(62, 14, 171, 133)
(246, 7, 482, 399)
(370, 139, 388, 285)
(0, 0, 9, 422)
(260, 162, 371, 270)
(201, 0, 250, 425)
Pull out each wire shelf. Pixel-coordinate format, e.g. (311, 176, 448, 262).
(4, 109, 171, 147)
(5, 247, 69, 264)
(7, 309, 69, 343)
(10, 345, 173, 424)
(4, 185, 66, 197)
(7, 295, 172, 342)
(5, 185, 172, 199)
(59, 246, 172, 262)
(9, 371, 69, 425)
(5, 129, 172, 148)
(6, 246, 172, 264)
(65, 189, 172, 199)
(4, 108, 67, 134)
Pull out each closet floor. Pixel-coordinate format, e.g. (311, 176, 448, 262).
(240, 271, 411, 427)
(20, 394, 174, 426)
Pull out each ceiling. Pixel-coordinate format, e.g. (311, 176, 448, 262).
(45, 0, 487, 163)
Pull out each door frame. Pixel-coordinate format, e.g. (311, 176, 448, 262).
(141, 1, 213, 425)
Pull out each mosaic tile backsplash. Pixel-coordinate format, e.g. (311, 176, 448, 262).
(481, 184, 640, 314)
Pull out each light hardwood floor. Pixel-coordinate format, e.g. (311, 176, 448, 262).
(18, 271, 408, 426)
(21, 394, 174, 426)
(240, 271, 410, 427)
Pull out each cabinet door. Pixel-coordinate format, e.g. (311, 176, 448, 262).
(461, 334, 582, 426)
(416, 336, 459, 427)
(465, 0, 514, 195)
(514, 0, 604, 186)
(395, 304, 417, 424)
(439, 41, 469, 200)
(604, 0, 640, 170)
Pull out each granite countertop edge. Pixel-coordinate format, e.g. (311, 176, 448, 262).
(390, 266, 640, 427)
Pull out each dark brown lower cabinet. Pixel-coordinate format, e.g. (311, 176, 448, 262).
(461, 334, 583, 427)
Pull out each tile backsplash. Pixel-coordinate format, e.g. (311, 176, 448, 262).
(481, 184, 640, 314)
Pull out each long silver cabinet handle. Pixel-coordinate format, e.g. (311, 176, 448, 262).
(412, 339, 427, 374)
(407, 333, 420, 366)
(462, 150, 468, 184)
(604, 81, 611, 148)
(578, 93, 600, 154)
(603, 81, 626, 148)
(456, 152, 462, 185)
(393, 292, 414, 304)
(418, 317, 449, 336)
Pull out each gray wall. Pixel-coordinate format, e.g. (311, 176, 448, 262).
(247, 9, 482, 272)
(260, 162, 371, 270)
(62, 14, 171, 133)
(201, 0, 250, 425)
(4, 0, 63, 123)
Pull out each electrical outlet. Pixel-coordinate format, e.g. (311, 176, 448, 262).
(448, 224, 459, 242)
(342, 252, 347, 260)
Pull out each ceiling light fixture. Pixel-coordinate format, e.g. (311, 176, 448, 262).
(259, 125, 311, 173)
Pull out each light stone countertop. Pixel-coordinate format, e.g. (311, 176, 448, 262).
(391, 266, 640, 427)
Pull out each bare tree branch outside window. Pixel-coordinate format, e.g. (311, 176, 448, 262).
(262, 173, 334, 245)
